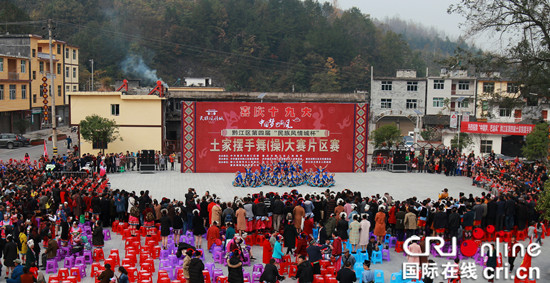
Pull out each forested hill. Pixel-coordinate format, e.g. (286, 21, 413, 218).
(3, 0, 470, 92)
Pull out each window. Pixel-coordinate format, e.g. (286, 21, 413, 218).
(32, 71, 36, 80)
(381, 81, 392, 91)
(483, 82, 495, 93)
(32, 49, 36, 57)
(73, 85, 77, 91)
(32, 94, 36, 103)
(0, 85, 3, 100)
(66, 85, 70, 93)
(507, 83, 519, 93)
(433, 97, 444, 107)
(73, 50, 77, 60)
(58, 85, 61, 97)
(73, 67, 76, 78)
(433, 79, 444, 89)
(9, 85, 16, 100)
(381, 99, 392, 109)
(65, 67, 69, 77)
(57, 44, 61, 54)
(65, 48, 69, 59)
(481, 140, 493, 154)
(458, 100, 469, 108)
(482, 101, 488, 111)
(0, 58, 3, 71)
(499, 108, 511, 117)
(406, 99, 417, 109)
(111, 104, 120, 116)
(407, 81, 418, 91)
(458, 81, 470, 90)
(21, 61, 26, 73)
(21, 85, 26, 99)
(57, 63, 61, 74)
(39, 62, 44, 73)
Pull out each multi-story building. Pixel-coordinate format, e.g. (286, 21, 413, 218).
(0, 34, 79, 131)
(0, 53, 31, 132)
(370, 69, 426, 137)
(426, 69, 476, 116)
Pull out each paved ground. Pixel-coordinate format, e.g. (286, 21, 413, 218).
(2, 141, 550, 282)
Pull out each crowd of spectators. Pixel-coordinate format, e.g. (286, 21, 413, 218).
(0, 147, 547, 283)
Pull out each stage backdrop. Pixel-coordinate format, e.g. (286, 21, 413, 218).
(181, 101, 368, 173)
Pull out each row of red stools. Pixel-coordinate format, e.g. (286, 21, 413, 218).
(47, 267, 82, 283)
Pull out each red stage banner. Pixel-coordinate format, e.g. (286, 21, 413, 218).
(461, 121, 535, 136)
(181, 101, 368, 173)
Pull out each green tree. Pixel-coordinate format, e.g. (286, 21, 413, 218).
(522, 123, 549, 161)
(371, 124, 402, 149)
(450, 132, 473, 152)
(536, 181, 550, 221)
(79, 115, 121, 153)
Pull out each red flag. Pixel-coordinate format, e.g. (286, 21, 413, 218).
(43, 140, 48, 157)
(515, 241, 535, 283)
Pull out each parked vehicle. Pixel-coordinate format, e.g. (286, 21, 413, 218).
(0, 133, 19, 149)
(16, 134, 30, 146)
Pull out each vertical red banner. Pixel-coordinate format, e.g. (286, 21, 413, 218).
(182, 101, 368, 173)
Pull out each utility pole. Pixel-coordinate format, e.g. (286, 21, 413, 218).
(90, 59, 94, 91)
(48, 19, 57, 156)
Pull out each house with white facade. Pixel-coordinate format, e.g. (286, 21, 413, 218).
(370, 69, 426, 138)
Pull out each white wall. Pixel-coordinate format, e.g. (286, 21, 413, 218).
(442, 130, 502, 156)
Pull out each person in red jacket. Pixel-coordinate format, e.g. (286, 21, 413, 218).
(331, 232, 342, 270)
(262, 234, 273, 265)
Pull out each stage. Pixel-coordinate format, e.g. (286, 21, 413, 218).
(108, 168, 481, 203)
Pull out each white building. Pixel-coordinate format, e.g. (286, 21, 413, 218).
(370, 69, 426, 137)
(426, 69, 476, 116)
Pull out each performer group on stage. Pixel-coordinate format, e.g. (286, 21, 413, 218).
(232, 159, 335, 188)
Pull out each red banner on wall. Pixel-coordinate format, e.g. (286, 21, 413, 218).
(461, 121, 535, 136)
(181, 101, 368, 173)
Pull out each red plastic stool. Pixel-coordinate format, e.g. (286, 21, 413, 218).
(69, 267, 81, 282)
(58, 268, 70, 280)
(288, 264, 297, 277)
(319, 260, 331, 269)
(313, 274, 324, 283)
(203, 270, 211, 283)
(93, 248, 104, 262)
(216, 275, 228, 283)
(517, 229, 527, 241)
(395, 241, 404, 253)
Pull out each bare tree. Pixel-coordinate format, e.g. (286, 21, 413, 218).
(449, 0, 550, 96)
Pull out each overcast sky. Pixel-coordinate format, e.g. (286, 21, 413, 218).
(334, 0, 507, 51)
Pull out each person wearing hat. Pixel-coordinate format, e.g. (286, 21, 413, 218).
(24, 240, 36, 269)
(182, 248, 194, 282)
(341, 248, 356, 268)
(4, 234, 18, 278)
(272, 236, 284, 267)
(188, 250, 205, 283)
(6, 259, 23, 283)
(159, 209, 172, 249)
(98, 263, 114, 283)
(227, 249, 244, 283)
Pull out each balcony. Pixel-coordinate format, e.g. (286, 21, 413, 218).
(8, 72, 19, 80)
(37, 52, 56, 60)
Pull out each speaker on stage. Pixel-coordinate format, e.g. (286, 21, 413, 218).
(393, 150, 407, 165)
(140, 150, 156, 171)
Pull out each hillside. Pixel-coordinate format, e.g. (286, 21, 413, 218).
(2, 0, 471, 92)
